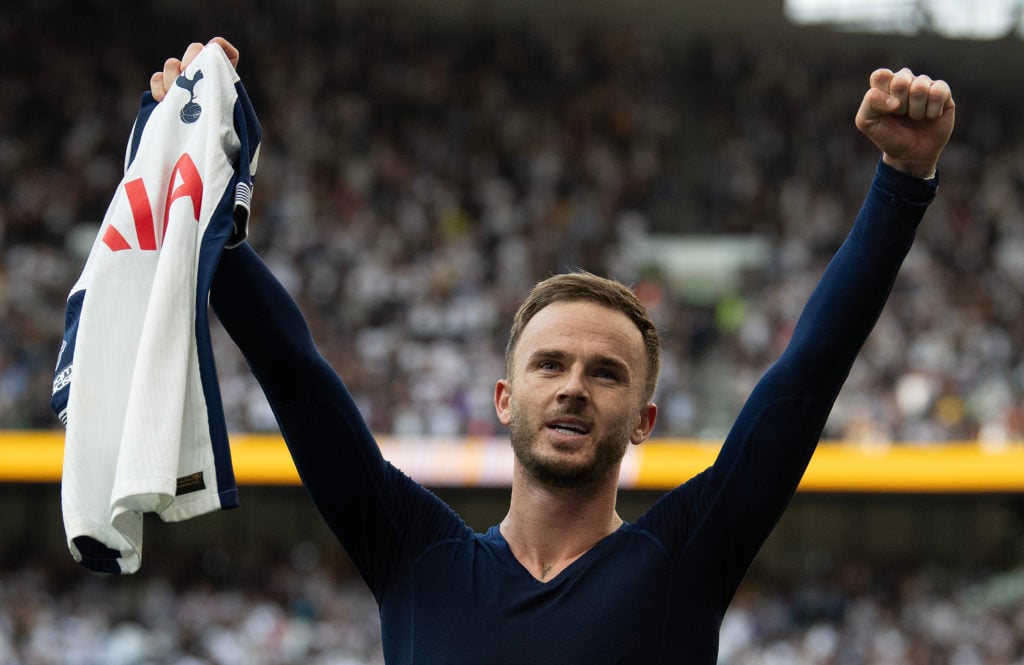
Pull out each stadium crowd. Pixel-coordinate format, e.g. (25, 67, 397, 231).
(3, 2, 1024, 663)
(2, 543, 1023, 664)
(4, 2, 1024, 444)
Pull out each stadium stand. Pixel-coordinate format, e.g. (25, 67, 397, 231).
(4, 2, 1024, 443)
(2, 1, 1024, 662)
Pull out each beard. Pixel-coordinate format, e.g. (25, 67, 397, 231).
(508, 404, 633, 490)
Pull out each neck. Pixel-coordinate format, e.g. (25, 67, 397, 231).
(500, 464, 623, 582)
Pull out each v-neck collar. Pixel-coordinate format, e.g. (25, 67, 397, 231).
(483, 523, 629, 585)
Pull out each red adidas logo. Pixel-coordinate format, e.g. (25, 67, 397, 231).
(102, 153, 204, 252)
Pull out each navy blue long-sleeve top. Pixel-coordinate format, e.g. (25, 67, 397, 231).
(211, 161, 936, 664)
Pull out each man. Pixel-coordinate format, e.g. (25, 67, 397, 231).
(155, 38, 954, 664)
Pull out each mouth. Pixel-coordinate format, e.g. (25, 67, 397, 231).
(546, 417, 592, 437)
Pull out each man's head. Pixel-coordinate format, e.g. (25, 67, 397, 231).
(496, 272, 661, 489)
(504, 271, 661, 403)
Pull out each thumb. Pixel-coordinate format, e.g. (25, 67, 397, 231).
(855, 88, 900, 134)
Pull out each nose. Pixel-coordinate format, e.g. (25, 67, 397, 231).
(557, 366, 589, 405)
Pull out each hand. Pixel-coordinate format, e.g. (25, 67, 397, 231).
(855, 67, 955, 179)
(150, 36, 239, 102)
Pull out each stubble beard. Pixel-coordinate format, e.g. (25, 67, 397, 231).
(508, 405, 632, 490)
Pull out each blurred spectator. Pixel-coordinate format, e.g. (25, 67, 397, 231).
(2, 545, 1022, 664)
(4, 2, 1024, 444)
(3, 7, 1024, 661)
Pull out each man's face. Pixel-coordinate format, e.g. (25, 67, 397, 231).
(494, 300, 657, 489)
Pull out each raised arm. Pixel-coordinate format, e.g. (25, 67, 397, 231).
(639, 68, 954, 581)
(711, 67, 952, 503)
(154, 39, 470, 595)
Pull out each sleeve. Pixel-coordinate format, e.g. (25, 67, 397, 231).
(210, 243, 472, 599)
(636, 161, 937, 590)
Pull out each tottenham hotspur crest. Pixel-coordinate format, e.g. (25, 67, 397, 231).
(175, 70, 204, 124)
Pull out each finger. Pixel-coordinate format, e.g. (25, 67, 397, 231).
(180, 42, 205, 70)
(886, 67, 915, 115)
(156, 43, 202, 102)
(855, 87, 899, 129)
(150, 38, 241, 104)
(864, 68, 902, 118)
(925, 79, 954, 119)
(868, 68, 895, 93)
(208, 36, 240, 69)
(159, 57, 183, 98)
(905, 74, 934, 120)
(150, 71, 168, 102)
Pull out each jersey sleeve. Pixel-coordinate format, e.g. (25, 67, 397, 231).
(210, 243, 472, 599)
(637, 161, 937, 594)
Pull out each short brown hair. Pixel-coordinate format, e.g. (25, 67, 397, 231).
(505, 271, 661, 402)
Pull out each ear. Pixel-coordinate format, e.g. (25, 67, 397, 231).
(630, 402, 658, 445)
(494, 379, 513, 426)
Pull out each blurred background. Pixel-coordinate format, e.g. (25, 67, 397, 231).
(3, 0, 1024, 662)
